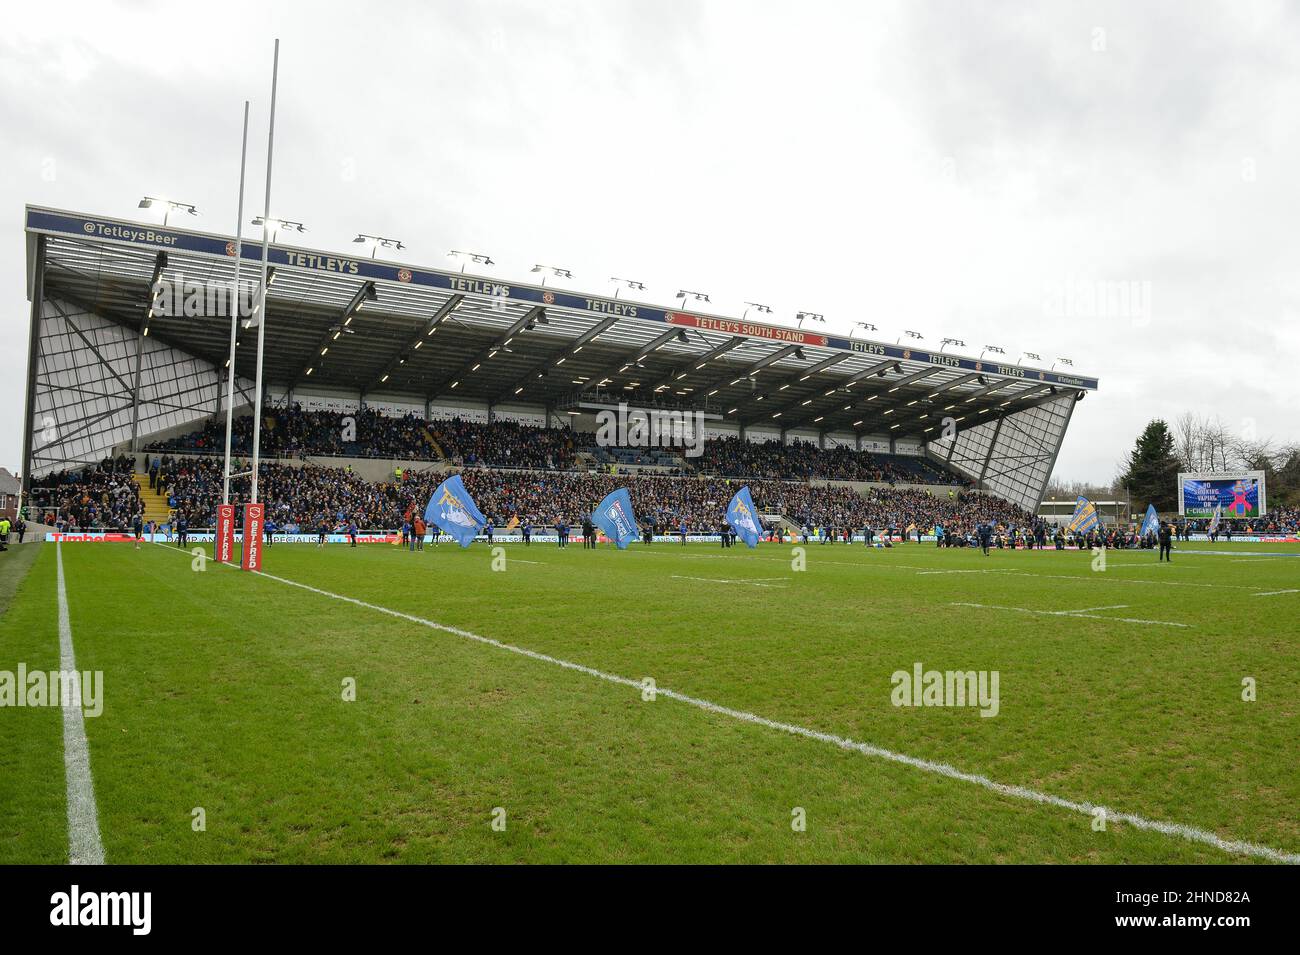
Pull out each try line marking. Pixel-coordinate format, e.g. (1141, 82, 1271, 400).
(56, 542, 105, 864)
(153, 543, 1296, 864)
(949, 601, 1190, 628)
(670, 575, 789, 588)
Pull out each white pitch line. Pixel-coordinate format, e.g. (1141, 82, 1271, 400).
(949, 601, 1190, 628)
(155, 544, 1296, 864)
(56, 542, 105, 865)
(1051, 604, 1130, 614)
(1252, 589, 1300, 597)
(670, 575, 789, 587)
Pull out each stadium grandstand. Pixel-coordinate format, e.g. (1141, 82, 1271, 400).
(21, 205, 1098, 533)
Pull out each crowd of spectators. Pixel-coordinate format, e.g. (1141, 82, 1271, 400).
(147, 409, 970, 485)
(33, 441, 1300, 541)
(694, 437, 966, 485)
(1180, 507, 1300, 536)
(33, 455, 1028, 536)
(147, 407, 433, 460)
(30, 455, 141, 529)
(431, 418, 579, 470)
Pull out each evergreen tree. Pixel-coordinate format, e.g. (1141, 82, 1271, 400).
(1119, 419, 1181, 512)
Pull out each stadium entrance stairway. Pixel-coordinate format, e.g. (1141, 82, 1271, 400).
(131, 473, 173, 525)
(764, 513, 803, 537)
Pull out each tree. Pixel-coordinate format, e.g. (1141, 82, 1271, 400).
(1119, 419, 1182, 512)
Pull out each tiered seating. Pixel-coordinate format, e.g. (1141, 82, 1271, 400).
(147, 410, 972, 486)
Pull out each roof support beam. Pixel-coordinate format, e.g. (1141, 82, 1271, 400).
(364, 294, 464, 392)
(129, 251, 169, 451)
(429, 305, 546, 399)
(580, 326, 688, 391)
(493, 316, 621, 404)
(882, 365, 944, 394)
(698, 343, 804, 400)
(647, 335, 747, 394)
(795, 366, 947, 437)
(922, 371, 982, 398)
(753, 356, 900, 431)
(293, 280, 377, 387)
(892, 383, 1061, 439)
(719, 351, 854, 412)
(21, 235, 46, 504)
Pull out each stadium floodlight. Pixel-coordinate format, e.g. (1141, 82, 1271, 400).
(1052, 357, 1074, 369)
(941, 338, 966, 352)
(252, 216, 306, 240)
(447, 249, 494, 272)
(530, 264, 573, 285)
(676, 289, 711, 305)
(139, 196, 198, 226)
(977, 344, 1004, 359)
(609, 277, 645, 299)
(897, 329, 924, 344)
(850, 322, 878, 338)
(742, 302, 773, 319)
(795, 311, 825, 327)
(354, 234, 406, 258)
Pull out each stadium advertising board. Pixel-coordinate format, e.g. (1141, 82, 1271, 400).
(241, 503, 265, 570)
(1177, 470, 1267, 519)
(215, 504, 236, 563)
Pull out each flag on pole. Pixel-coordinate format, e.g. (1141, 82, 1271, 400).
(1065, 496, 1099, 534)
(423, 474, 486, 548)
(591, 488, 639, 549)
(1208, 502, 1223, 534)
(505, 514, 519, 531)
(1140, 504, 1159, 537)
(726, 486, 762, 548)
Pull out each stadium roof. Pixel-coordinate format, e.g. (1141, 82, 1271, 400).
(25, 205, 1096, 440)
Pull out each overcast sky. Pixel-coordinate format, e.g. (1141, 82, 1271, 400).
(3, 0, 1297, 483)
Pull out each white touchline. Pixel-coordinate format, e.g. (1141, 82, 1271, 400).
(949, 601, 1190, 628)
(670, 575, 789, 587)
(1051, 605, 1130, 614)
(152, 543, 1298, 863)
(56, 542, 105, 865)
(1252, 589, 1300, 597)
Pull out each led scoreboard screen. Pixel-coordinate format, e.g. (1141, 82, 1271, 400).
(1177, 471, 1266, 519)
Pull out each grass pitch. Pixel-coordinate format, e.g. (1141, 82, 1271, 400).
(1, 537, 1297, 864)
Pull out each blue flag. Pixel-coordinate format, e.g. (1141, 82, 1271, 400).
(1140, 504, 1159, 537)
(591, 488, 639, 549)
(726, 486, 762, 548)
(1065, 496, 1099, 534)
(423, 474, 486, 548)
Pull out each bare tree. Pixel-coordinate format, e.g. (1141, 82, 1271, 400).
(1173, 411, 1200, 470)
